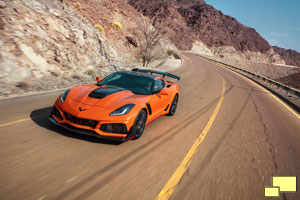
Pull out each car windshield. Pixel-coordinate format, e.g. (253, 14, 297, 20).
(98, 72, 154, 95)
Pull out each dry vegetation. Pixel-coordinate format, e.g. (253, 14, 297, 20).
(63, 0, 175, 66)
(133, 19, 166, 67)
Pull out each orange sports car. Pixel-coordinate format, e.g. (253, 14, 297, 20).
(48, 68, 180, 141)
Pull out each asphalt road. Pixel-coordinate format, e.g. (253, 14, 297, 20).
(0, 53, 299, 200)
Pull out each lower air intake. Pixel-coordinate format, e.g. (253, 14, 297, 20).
(53, 106, 63, 120)
(100, 123, 127, 134)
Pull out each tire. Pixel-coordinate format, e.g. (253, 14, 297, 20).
(131, 110, 147, 139)
(167, 94, 178, 116)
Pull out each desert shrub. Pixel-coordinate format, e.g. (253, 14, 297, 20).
(94, 24, 104, 33)
(133, 19, 166, 67)
(113, 22, 122, 30)
(99, 61, 106, 68)
(86, 69, 95, 76)
(167, 49, 174, 56)
(126, 36, 138, 47)
(138, 57, 143, 63)
(16, 82, 30, 89)
(76, 2, 81, 10)
(72, 74, 81, 79)
(130, 51, 136, 57)
(50, 71, 59, 76)
(30, 36, 38, 44)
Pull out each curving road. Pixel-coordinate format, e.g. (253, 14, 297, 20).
(0, 53, 300, 200)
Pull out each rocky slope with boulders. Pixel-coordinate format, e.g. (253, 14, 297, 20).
(275, 72, 300, 89)
(128, 0, 300, 86)
(273, 46, 300, 67)
(129, 0, 271, 53)
(0, 0, 176, 97)
(1, 0, 300, 96)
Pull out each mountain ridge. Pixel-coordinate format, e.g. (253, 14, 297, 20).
(128, 0, 300, 67)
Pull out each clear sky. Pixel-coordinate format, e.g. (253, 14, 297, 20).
(205, 0, 300, 52)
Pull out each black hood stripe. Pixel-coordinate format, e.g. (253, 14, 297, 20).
(89, 85, 125, 99)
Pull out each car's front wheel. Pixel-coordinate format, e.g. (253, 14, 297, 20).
(131, 110, 147, 139)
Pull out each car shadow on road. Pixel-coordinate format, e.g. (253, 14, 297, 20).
(30, 107, 122, 145)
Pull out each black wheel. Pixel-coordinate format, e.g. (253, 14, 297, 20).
(167, 94, 178, 116)
(131, 110, 147, 139)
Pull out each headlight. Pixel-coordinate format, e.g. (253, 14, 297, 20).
(110, 104, 135, 116)
(60, 89, 70, 104)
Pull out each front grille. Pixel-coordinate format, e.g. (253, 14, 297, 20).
(100, 123, 127, 134)
(65, 113, 98, 128)
(53, 106, 63, 120)
(63, 123, 97, 135)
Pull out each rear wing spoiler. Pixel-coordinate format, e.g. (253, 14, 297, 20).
(132, 68, 180, 80)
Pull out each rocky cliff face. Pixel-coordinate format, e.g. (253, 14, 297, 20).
(0, 0, 176, 97)
(273, 46, 300, 67)
(128, 0, 271, 52)
(0, 0, 128, 96)
(128, 0, 300, 68)
(128, 0, 195, 50)
(1, 0, 299, 96)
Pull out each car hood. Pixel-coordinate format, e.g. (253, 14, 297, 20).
(70, 84, 148, 108)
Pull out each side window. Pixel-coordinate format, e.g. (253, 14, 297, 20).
(153, 79, 165, 94)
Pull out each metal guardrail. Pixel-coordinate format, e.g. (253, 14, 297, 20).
(197, 54, 300, 102)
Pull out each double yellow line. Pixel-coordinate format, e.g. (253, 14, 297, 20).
(155, 59, 299, 200)
(213, 62, 300, 119)
(156, 78, 226, 200)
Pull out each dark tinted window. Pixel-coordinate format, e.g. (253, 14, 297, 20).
(153, 79, 165, 94)
(98, 72, 154, 95)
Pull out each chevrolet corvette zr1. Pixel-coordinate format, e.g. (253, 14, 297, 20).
(48, 68, 180, 141)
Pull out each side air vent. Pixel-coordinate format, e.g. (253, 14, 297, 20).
(146, 102, 152, 115)
(164, 104, 169, 111)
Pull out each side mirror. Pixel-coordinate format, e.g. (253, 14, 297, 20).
(158, 90, 168, 96)
(96, 76, 102, 82)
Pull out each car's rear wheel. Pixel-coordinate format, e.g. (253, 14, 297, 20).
(131, 110, 147, 139)
(167, 94, 178, 116)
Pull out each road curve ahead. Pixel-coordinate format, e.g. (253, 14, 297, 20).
(0, 53, 299, 200)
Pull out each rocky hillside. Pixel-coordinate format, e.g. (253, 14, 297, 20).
(0, 0, 176, 97)
(128, 0, 300, 69)
(273, 46, 300, 67)
(63, 0, 176, 60)
(276, 72, 300, 89)
(129, 0, 270, 52)
(1, 0, 299, 96)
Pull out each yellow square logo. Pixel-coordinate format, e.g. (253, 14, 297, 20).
(265, 187, 279, 197)
(273, 176, 296, 192)
(265, 176, 297, 197)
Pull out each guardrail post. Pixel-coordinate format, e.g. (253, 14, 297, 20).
(285, 88, 290, 97)
(201, 54, 299, 102)
(268, 80, 273, 88)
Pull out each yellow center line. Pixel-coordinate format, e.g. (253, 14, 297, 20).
(213, 62, 300, 119)
(156, 78, 226, 200)
(0, 117, 31, 128)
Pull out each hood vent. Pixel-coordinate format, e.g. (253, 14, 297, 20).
(89, 86, 124, 99)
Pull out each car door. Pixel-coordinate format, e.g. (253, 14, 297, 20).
(148, 79, 169, 120)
